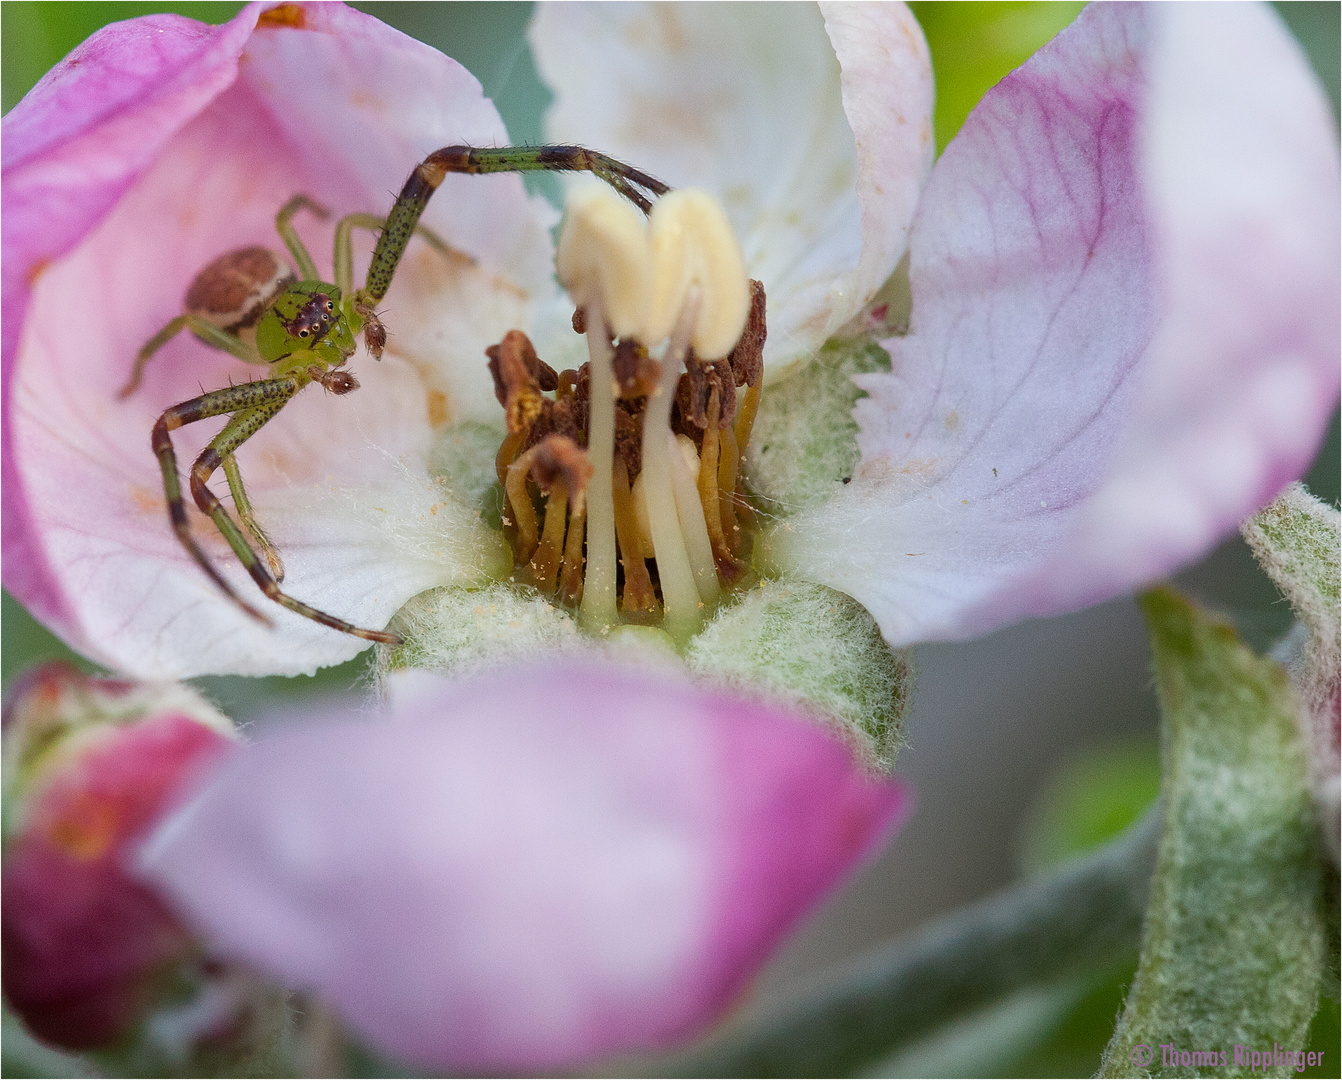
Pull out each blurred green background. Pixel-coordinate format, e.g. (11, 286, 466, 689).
(2, 4, 1338, 1077)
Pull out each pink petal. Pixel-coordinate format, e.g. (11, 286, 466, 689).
(4, 4, 552, 677)
(771, 2, 1339, 646)
(137, 662, 907, 1072)
(3, 7, 260, 635)
(530, 2, 933, 376)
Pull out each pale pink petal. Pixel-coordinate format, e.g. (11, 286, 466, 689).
(530, 2, 932, 376)
(2, 7, 260, 634)
(770, 2, 1339, 646)
(138, 662, 907, 1072)
(1028, 2, 1341, 611)
(5, 4, 556, 677)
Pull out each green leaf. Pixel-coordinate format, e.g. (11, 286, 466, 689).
(1100, 588, 1326, 1078)
(1241, 484, 1340, 861)
(675, 811, 1158, 1077)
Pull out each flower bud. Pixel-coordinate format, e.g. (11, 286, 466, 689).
(2, 663, 235, 1050)
(644, 189, 750, 360)
(555, 186, 652, 338)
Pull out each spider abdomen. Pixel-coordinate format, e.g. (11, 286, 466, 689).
(183, 247, 294, 334)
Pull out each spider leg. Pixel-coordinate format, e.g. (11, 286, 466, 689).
(182, 385, 403, 645)
(275, 194, 330, 281)
(121, 313, 265, 399)
(152, 380, 300, 624)
(222, 450, 285, 581)
(357, 145, 669, 309)
(332, 212, 459, 298)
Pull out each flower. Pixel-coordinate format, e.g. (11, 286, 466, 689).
(3, 1, 557, 677)
(1, 664, 234, 1050)
(5, 2, 1337, 684)
(136, 661, 907, 1072)
(3, 0, 1338, 1070)
(531, 1, 1338, 648)
(2, 0, 935, 680)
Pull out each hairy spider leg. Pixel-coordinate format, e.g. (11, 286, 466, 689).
(276, 194, 331, 281)
(332, 213, 453, 298)
(152, 378, 403, 644)
(221, 450, 284, 581)
(356, 145, 670, 312)
(119, 313, 266, 399)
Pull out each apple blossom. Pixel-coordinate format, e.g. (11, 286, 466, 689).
(4, 1, 1337, 691)
(136, 660, 908, 1072)
(2, 0, 1339, 1072)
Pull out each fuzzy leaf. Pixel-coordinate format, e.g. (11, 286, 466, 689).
(1100, 588, 1326, 1078)
(1242, 483, 1341, 861)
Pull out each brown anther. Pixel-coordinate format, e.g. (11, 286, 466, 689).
(678, 356, 737, 430)
(614, 339, 660, 400)
(572, 307, 587, 336)
(528, 435, 593, 510)
(727, 278, 767, 389)
(486, 330, 557, 434)
(614, 404, 644, 480)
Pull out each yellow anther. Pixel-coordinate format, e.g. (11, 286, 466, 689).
(644, 189, 749, 361)
(555, 187, 651, 338)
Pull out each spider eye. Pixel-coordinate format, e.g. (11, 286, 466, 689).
(325, 300, 334, 311)
(299, 329, 309, 337)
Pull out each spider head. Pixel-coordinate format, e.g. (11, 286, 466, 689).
(258, 282, 357, 366)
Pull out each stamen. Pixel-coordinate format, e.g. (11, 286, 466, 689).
(640, 291, 706, 644)
(559, 501, 586, 605)
(579, 308, 619, 632)
(504, 447, 543, 564)
(504, 434, 591, 573)
(697, 388, 739, 578)
(717, 421, 741, 554)
(484, 189, 767, 649)
(667, 432, 720, 606)
(611, 457, 657, 619)
(531, 479, 568, 591)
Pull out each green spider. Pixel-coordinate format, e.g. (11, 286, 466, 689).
(128, 145, 668, 645)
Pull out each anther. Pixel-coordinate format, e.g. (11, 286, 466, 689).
(643, 190, 749, 360)
(486, 330, 557, 434)
(556, 187, 653, 340)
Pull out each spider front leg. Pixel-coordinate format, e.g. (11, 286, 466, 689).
(152, 381, 295, 624)
(330, 212, 456, 359)
(153, 377, 402, 644)
(349, 145, 669, 355)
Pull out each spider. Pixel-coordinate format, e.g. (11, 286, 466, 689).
(126, 146, 668, 645)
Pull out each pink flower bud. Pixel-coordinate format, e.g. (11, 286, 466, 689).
(2, 663, 233, 1050)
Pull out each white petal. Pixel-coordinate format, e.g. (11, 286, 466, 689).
(530, 2, 932, 376)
